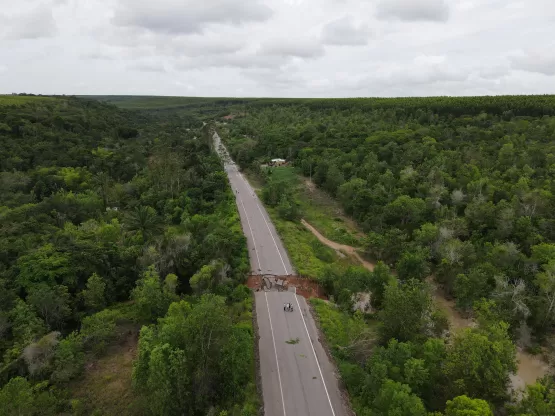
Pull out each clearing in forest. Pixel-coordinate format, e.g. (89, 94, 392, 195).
(0, 95, 55, 106)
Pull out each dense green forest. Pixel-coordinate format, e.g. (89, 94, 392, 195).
(95, 95, 555, 118)
(221, 95, 555, 415)
(0, 96, 256, 415)
(5, 93, 555, 415)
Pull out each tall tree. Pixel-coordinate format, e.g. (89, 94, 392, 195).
(534, 260, 555, 328)
(445, 395, 493, 416)
(9, 299, 46, 347)
(379, 279, 441, 343)
(125, 205, 164, 242)
(27, 284, 71, 330)
(507, 378, 555, 416)
(372, 380, 427, 416)
(82, 273, 106, 312)
(444, 322, 516, 404)
(131, 266, 172, 321)
(396, 248, 431, 281)
(0, 377, 34, 416)
(133, 295, 252, 415)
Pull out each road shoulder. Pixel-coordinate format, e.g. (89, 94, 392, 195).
(306, 299, 356, 416)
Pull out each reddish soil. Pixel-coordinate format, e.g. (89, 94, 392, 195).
(246, 274, 263, 290)
(246, 274, 327, 300)
(288, 275, 327, 299)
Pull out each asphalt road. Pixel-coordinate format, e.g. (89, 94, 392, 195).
(214, 132, 293, 275)
(214, 132, 347, 416)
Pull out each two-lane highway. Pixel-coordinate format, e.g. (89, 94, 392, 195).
(214, 131, 293, 275)
(214, 132, 347, 416)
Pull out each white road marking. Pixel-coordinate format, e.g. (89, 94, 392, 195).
(256, 203, 289, 275)
(236, 169, 289, 275)
(265, 291, 287, 416)
(218, 133, 328, 416)
(294, 295, 336, 416)
(238, 196, 261, 272)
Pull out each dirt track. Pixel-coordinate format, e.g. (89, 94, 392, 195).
(301, 219, 374, 271)
(301, 218, 550, 391)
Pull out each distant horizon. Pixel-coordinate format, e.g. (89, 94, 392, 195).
(4, 92, 555, 100)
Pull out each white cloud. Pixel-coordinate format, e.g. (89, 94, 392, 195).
(112, 0, 273, 34)
(127, 60, 168, 73)
(321, 16, 371, 46)
(1, 5, 58, 39)
(259, 38, 325, 59)
(367, 55, 468, 88)
(376, 0, 449, 22)
(0, 0, 554, 96)
(243, 67, 304, 89)
(175, 52, 284, 70)
(509, 47, 555, 76)
(478, 63, 511, 79)
(82, 50, 118, 61)
(155, 35, 246, 58)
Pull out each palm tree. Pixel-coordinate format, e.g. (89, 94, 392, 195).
(156, 233, 191, 276)
(92, 172, 111, 210)
(125, 205, 163, 242)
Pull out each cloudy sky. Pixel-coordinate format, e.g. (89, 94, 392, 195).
(1, 0, 554, 97)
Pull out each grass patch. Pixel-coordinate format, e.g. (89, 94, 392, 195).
(267, 207, 351, 278)
(67, 330, 142, 416)
(260, 168, 359, 279)
(311, 298, 375, 352)
(66, 302, 142, 415)
(299, 201, 361, 246)
(0, 95, 55, 106)
(296, 179, 361, 247)
(263, 166, 361, 246)
(265, 166, 299, 184)
(311, 298, 378, 415)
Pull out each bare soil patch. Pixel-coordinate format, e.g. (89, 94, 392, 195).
(246, 274, 327, 300)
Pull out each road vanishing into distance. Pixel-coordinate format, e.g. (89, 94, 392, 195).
(214, 132, 347, 416)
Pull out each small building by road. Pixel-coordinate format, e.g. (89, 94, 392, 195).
(268, 158, 287, 167)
